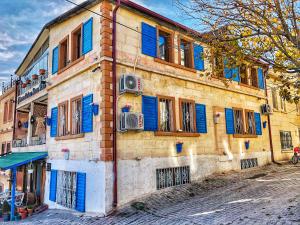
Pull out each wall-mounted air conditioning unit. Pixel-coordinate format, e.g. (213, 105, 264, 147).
(261, 104, 273, 115)
(119, 74, 142, 95)
(120, 112, 144, 131)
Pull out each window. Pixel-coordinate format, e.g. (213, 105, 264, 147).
(58, 101, 68, 136)
(59, 36, 69, 70)
(3, 101, 8, 123)
(271, 88, 279, 110)
(158, 96, 175, 132)
(70, 95, 82, 135)
(56, 171, 77, 209)
(8, 99, 13, 121)
(245, 110, 255, 135)
(233, 108, 244, 134)
(179, 39, 192, 68)
(212, 52, 224, 78)
(280, 131, 293, 150)
(240, 64, 248, 85)
(250, 67, 258, 87)
(6, 142, 11, 153)
(280, 97, 286, 112)
(71, 25, 82, 62)
(179, 99, 195, 132)
(1, 143, 5, 155)
(158, 29, 173, 62)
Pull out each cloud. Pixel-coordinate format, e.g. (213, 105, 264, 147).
(0, 50, 23, 61)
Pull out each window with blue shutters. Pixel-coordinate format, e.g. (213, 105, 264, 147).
(49, 170, 57, 202)
(195, 104, 207, 133)
(141, 22, 157, 57)
(225, 108, 235, 134)
(82, 17, 93, 55)
(50, 107, 58, 137)
(52, 46, 59, 74)
(257, 68, 265, 89)
(82, 94, 93, 132)
(142, 95, 158, 131)
(76, 172, 86, 212)
(193, 44, 204, 71)
(254, 112, 262, 135)
(223, 58, 239, 81)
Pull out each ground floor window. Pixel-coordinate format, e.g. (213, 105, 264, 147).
(56, 171, 77, 209)
(280, 131, 293, 150)
(233, 108, 244, 134)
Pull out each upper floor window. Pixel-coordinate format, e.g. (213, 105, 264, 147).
(58, 101, 68, 137)
(212, 52, 224, 78)
(240, 64, 248, 85)
(158, 96, 175, 132)
(271, 88, 279, 110)
(233, 108, 244, 134)
(6, 142, 11, 153)
(71, 25, 82, 62)
(3, 101, 8, 123)
(158, 29, 173, 63)
(245, 110, 255, 135)
(59, 36, 69, 71)
(179, 99, 195, 132)
(8, 99, 13, 122)
(179, 39, 192, 68)
(70, 95, 82, 135)
(250, 67, 258, 88)
(280, 97, 286, 112)
(1, 143, 5, 155)
(280, 131, 292, 150)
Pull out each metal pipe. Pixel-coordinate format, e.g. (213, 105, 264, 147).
(112, 0, 121, 208)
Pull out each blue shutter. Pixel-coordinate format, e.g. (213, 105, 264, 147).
(49, 170, 57, 202)
(82, 94, 93, 132)
(141, 22, 157, 57)
(224, 58, 232, 79)
(225, 108, 235, 134)
(232, 67, 240, 82)
(82, 17, 93, 55)
(142, 95, 158, 131)
(193, 44, 204, 71)
(257, 68, 265, 89)
(76, 172, 86, 212)
(195, 104, 207, 133)
(52, 46, 59, 74)
(255, 112, 262, 135)
(50, 107, 58, 137)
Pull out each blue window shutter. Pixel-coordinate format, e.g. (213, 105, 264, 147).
(141, 22, 157, 57)
(49, 170, 57, 202)
(50, 107, 58, 137)
(82, 17, 93, 55)
(225, 108, 235, 134)
(142, 95, 158, 131)
(224, 58, 232, 79)
(193, 44, 204, 71)
(258, 68, 265, 89)
(232, 67, 240, 82)
(196, 104, 207, 133)
(82, 94, 93, 132)
(255, 112, 262, 135)
(52, 46, 59, 74)
(76, 172, 86, 212)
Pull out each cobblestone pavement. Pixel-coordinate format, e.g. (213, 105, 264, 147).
(8, 163, 300, 225)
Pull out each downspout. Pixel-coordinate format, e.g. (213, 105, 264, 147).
(112, 0, 121, 208)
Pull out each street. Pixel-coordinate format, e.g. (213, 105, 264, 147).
(10, 163, 300, 225)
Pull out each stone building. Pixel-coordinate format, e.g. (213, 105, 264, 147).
(3, 0, 298, 216)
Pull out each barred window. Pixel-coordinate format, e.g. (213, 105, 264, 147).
(245, 110, 255, 135)
(280, 131, 293, 150)
(56, 171, 77, 209)
(58, 101, 68, 136)
(179, 99, 195, 132)
(233, 108, 244, 134)
(158, 96, 175, 132)
(71, 96, 82, 135)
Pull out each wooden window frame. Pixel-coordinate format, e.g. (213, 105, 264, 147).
(178, 36, 194, 69)
(250, 67, 259, 88)
(1, 142, 6, 155)
(156, 26, 174, 63)
(244, 109, 257, 137)
(57, 101, 69, 137)
(157, 95, 176, 133)
(179, 98, 196, 133)
(233, 107, 245, 136)
(70, 95, 83, 135)
(71, 24, 83, 62)
(6, 141, 11, 153)
(211, 51, 225, 79)
(239, 64, 248, 85)
(280, 130, 293, 151)
(8, 99, 14, 122)
(58, 35, 69, 72)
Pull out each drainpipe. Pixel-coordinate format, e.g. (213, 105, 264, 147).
(112, 0, 121, 208)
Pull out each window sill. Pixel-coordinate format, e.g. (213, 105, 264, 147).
(239, 83, 260, 90)
(58, 55, 85, 75)
(233, 134, 258, 138)
(154, 58, 196, 73)
(154, 131, 200, 137)
(55, 133, 84, 141)
(281, 149, 293, 153)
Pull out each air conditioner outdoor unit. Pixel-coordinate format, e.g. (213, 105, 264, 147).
(120, 112, 144, 131)
(119, 74, 142, 95)
(261, 104, 273, 115)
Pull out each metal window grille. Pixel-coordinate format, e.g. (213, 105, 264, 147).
(58, 104, 67, 136)
(156, 166, 190, 190)
(56, 171, 77, 209)
(181, 101, 194, 132)
(159, 98, 174, 132)
(71, 98, 82, 135)
(246, 111, 255, 135)
(234, 109, 244, 134)
(241, 158, 258, 170)
(280, 131, 293, 150)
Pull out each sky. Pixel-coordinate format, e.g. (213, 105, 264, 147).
(0, 0, 196, 86)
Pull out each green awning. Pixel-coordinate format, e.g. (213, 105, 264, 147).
(0, 152, 48, 170)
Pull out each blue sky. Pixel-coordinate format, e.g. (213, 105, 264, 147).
(0, 0, 194, 85)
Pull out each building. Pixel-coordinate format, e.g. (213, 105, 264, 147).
(4, 0, 297, 216)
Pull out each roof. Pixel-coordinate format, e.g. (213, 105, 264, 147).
(0, 152, 48, 170)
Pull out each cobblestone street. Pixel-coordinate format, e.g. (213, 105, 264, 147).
(9, 163, 300, 225)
